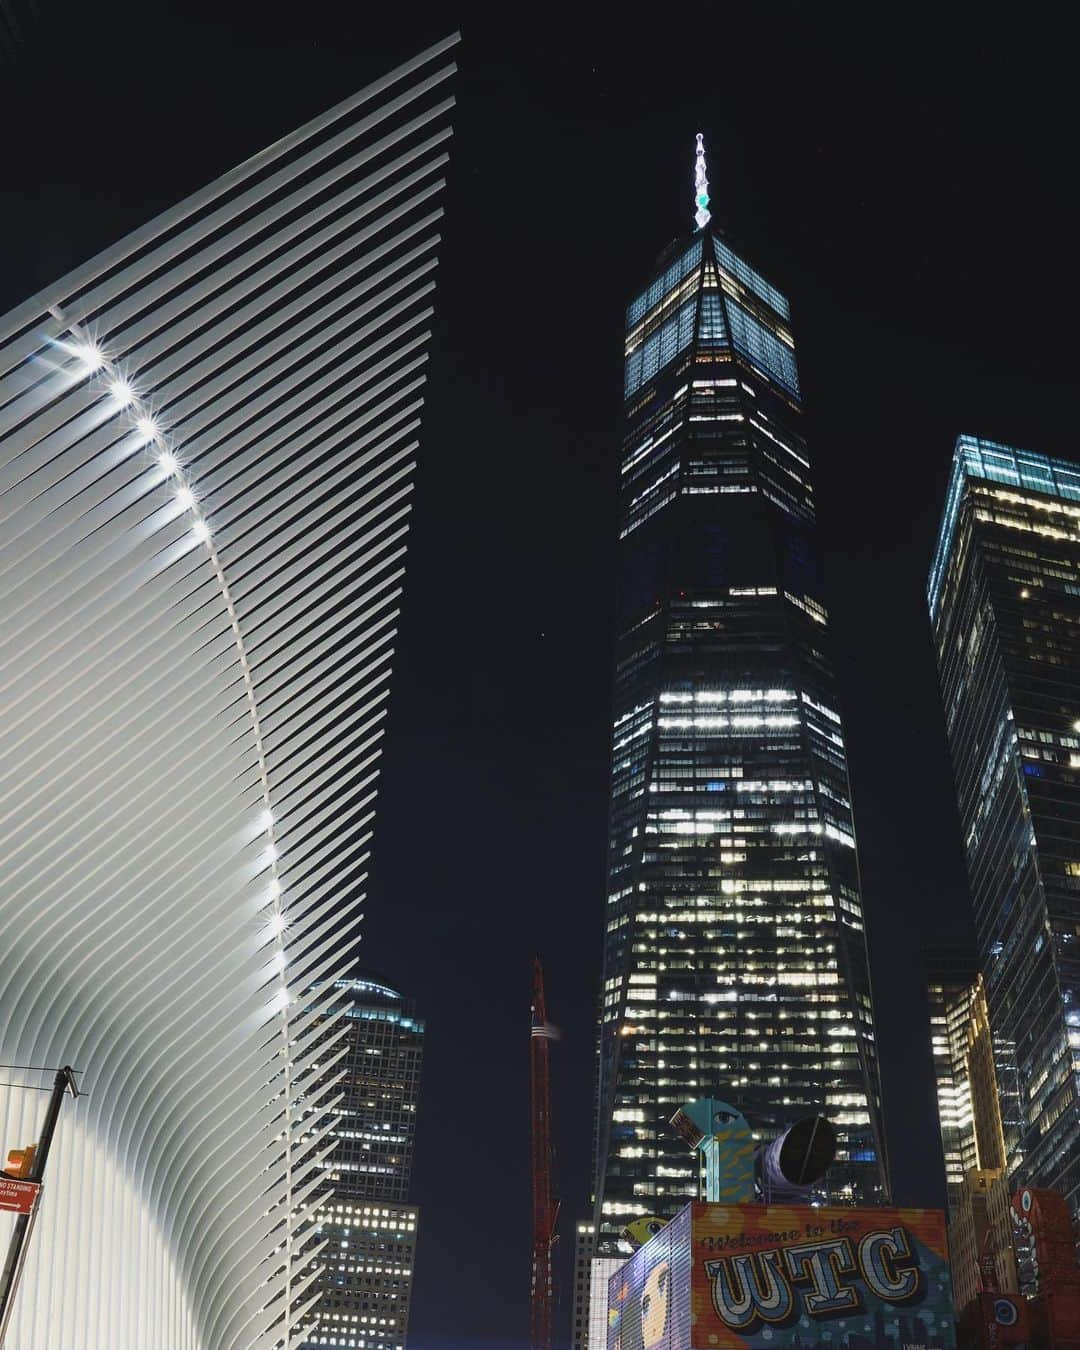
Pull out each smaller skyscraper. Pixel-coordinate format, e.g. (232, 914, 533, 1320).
(929, 436, 1080, 1208)
(926, 949, 1014, 1218)
(571, 1223, 626, 1350)
(926, 947, 980, 1208)
(571, 1222, 597, 1350)
(965, 976, 1014, 1176)
(301, 976, 425, 1350)
(948, 1169, 1018, 1313)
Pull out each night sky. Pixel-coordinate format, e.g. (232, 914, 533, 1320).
(2, 5, 1078, 1347)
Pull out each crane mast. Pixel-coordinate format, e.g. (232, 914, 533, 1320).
(530, 958, 557, 1350)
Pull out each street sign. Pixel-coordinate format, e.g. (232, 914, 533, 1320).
(0, 1180, 39, 1216)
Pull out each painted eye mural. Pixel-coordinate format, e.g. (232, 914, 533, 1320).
(641, 1259, 671, 1348)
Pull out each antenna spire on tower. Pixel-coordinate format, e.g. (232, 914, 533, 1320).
(694, 132, 711, 231)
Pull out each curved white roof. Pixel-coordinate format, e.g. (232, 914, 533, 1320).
(0, 32, 458, 1349)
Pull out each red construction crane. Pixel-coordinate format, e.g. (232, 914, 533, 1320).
(530, 958, 559, 1350)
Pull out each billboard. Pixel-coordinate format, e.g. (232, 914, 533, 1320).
(609, 1203, 956, 1350)
(608, 1206, 693, 1350)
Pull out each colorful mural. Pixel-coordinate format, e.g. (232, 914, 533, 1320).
(609, 1203, 956, 1350)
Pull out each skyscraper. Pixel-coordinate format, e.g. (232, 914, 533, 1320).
(948, 1168, 1018, 1314)
(965, 977, 1015, 1177)
(592, 138, 887, 1247)
(928, 434, 1080, 1210)
(925, 948, 1016, 1218)
(571, 1218, 626, 1350)
(925, 947, 980, 1209)
(0, 34, 457, 1349)
(302, 976, 425, 1350)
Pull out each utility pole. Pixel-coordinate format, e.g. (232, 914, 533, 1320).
(0, 1066, 79, 1345)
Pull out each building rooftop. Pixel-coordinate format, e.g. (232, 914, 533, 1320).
(928, 433, 1080, 618)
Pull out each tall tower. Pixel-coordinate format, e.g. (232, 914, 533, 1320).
(301, 976, 425, 1350)
(928, 434, 1080, 1210)
(593, 137, 887, 1244)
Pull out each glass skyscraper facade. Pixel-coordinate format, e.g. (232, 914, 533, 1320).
(594, 199, 887, 1243)
(928, 434, 1080, 1211)
(302, 976, 425, 1350)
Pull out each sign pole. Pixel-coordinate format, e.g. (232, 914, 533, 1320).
(0, 1067, 79, 1345)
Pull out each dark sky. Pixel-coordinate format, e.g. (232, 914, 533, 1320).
(3, 4, 1078, 1348)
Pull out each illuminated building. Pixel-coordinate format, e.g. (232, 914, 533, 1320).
(571, 1223, 593, 1350)
(925, 947, 980, 1208)
(0, 34, 457, 1350)
(305, 1205, 417, 1350)
(572, 1222, 626, 1350)
(322, 978, 423, 1206)
(300, 977, 425, 1350)
(926, 947, 1017, 1236)
(966, 976, 1013, 1175)
(593, 136, 888, 1252)
(928, 435, 1080, 1210)
(948, 1169, 1018, 1313)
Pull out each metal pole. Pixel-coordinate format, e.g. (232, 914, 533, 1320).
(0, 1067, 78, 1344)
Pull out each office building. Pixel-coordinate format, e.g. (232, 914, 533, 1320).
(302, 977, 425, 1350)
(571, 1222, 595, 1350)
(926, 947, 980, 1208)
(926, 947, 1016, 1220)
(0, 35, 457, 1349)
(572, 1222, 626, 1350)
(593, 135, 888, 1253)
(326, 977, 423, 1205)
(948, 1168, 1019, 1313)
(966, 975, 1013, 1175)
(928, 435, 1080, 1210)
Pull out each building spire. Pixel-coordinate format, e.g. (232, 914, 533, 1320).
(693, 132, 711, 231)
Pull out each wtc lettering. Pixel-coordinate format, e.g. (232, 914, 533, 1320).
(704, 1227, 922, 1331)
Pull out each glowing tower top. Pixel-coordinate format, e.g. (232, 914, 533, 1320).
(693, 132, 711, 230)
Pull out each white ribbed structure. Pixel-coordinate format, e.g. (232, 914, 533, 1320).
(0, 34, 457, 1350)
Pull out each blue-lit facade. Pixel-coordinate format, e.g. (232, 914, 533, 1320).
(929, 435, 1080, 1211)
(594, 226, 888, 1242)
